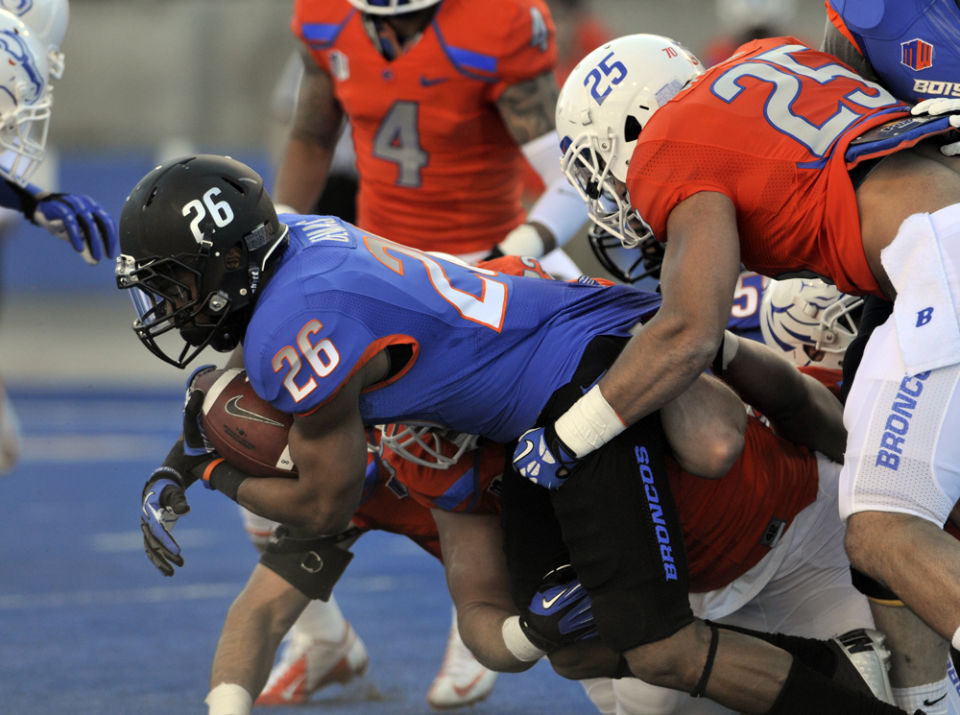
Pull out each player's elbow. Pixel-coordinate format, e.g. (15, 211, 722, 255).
(694, 419, 745, 478)
(299, 505, 351, 536)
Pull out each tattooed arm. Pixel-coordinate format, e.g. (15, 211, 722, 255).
(495, 71, 559, 145)
(272, 46, 346, 213)
(493, 71, 587, 257)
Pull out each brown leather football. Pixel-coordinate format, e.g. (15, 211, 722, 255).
(197, 367, 296, 477)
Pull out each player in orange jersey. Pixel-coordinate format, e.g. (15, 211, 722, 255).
(275, 0, 587, 268)
(516, 35, 960, 691)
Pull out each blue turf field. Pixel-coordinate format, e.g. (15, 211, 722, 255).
(0, 387, 594, 714)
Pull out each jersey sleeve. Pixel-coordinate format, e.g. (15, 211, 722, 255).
(479, 0, 557, 101)
(290, 0, 351, 74)
(245, 307, 381, 416)
(627, 134, 735, 240)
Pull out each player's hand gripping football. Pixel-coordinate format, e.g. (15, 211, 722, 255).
(512, 424, 579, 489)
(911, 97, 960, 156)
(520, 564, 598, 653)
(140, 366, 218, 576)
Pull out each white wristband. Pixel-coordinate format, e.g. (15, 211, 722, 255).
(554, 384, 626, 459)
(526, 175, 589, 249)
(501, 615, 546, 662)
(952, 624, 960, 652)
(205, 683, 253, 715)
(498, 223, 546, 258)
(273, 203, 297, 216)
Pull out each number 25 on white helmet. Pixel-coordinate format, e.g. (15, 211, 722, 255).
(556, 34, 703, 247)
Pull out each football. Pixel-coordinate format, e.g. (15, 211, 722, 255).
(196, 367, 296, 478)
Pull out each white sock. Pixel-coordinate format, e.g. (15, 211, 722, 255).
(290, 595, 348, 641)
(893, 677, 950, 715)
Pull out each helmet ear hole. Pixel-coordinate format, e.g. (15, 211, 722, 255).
(624, 116, 642, 143)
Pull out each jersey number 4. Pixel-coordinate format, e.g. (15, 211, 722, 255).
(712, 44, 900, 157)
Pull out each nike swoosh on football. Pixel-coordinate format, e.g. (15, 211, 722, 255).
(923, 693, 947, 706)
(420, 75, 448, 87)
(452, 670, 488, 699)
(224, 395, 284, 427)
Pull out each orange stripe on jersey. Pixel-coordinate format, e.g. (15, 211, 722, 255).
(298, 334, 419, 416)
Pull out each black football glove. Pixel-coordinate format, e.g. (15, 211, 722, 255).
(520, 564, 599, 652)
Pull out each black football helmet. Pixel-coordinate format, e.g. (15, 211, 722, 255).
(587, 222, 664, 285)
(115, 154, 287, 368)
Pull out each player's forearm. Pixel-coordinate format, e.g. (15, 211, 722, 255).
(721, 337, 845, 460)
(272, 136, 335, 213)
(457, 603, 538, 673)
(236, 475, 357, 535)
(601, 317, 722, 427)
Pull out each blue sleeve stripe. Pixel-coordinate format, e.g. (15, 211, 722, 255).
(447, 46, 497, 74)
(433, 20, 498, 82)
(301, 14, 354, 49)
(432, 459, 481, 511)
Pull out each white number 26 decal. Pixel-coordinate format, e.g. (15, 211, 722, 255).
(181, 187, 235, 243)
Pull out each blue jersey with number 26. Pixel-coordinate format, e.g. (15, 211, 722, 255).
(242, 216, 661, 442)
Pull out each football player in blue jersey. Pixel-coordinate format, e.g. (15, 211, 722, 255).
(118, 154, 907, 715)
(0, 0, 117, 476)
(0, 0, 116, 264)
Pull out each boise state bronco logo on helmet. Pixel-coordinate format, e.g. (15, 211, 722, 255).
(0, 26, 44, 103)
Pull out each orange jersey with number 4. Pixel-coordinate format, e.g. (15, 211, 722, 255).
(292, 0, 557, 255)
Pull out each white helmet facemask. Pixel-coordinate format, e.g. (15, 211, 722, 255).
(376, 422, 479, 470)
(556, 33, 703, 248)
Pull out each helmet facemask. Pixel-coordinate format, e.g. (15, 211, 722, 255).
(561, 131, 653, 250)
(588, 223, 664, 285)
(376, 423, 479, 469)
(116, 154, 288, 369)
(0, 87, 51, 185)
(116, 221, 288, 369)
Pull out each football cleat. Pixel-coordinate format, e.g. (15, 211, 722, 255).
(828, 628, 896, 705)
(255, 622, 369, 706)
(427, 616, 498, 710)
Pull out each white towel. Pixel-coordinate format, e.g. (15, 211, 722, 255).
(880, 204, 960, 375)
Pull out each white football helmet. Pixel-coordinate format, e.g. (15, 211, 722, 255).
(556, 34, 703, 247)
(346, 0, 442, 15)
(0, 0, 68, 79)
(0, 11, 50, 186)
(759, 278, 864, 370)
(377, 422, 479, 470)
